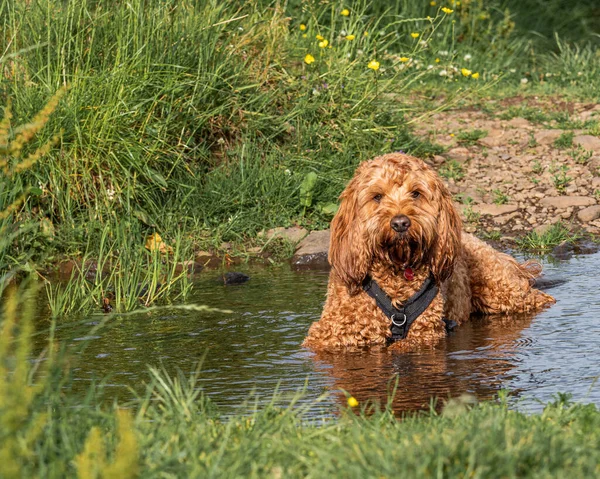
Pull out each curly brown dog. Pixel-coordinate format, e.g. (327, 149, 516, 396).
(303, 153, 555, 352)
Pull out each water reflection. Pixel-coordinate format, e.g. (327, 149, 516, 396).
(33, 252, 600, 417)
(311, 313, 536, 412)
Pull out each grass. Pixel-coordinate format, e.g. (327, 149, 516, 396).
(457, 129, 488, 146)
(553, 131, 575, 149)
(439, 159, 465, 181)
(516, 222, 577, 252)
(0, 0, 598, 293)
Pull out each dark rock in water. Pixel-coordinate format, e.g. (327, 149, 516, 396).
(222, 272, 250, 285)
(534, 277, 567, 291)
(551, 241, 574, 260)
(575, 240, 600, 255)
(291, 230, 331, 271)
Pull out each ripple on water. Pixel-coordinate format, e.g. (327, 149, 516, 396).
(33, 254, 600, 417)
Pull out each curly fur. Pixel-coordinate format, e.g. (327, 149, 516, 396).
(303, 153, 555, 352)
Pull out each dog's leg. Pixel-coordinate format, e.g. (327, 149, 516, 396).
(461, 233, 555, 314)
(442, 254, 472, 325)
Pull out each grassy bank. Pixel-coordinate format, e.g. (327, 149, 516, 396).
(1, 0, 600, 312)
(1, 288, 599, 478)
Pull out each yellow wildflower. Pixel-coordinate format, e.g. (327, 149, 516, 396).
(461, 68, 472, 77)
(435, 58, 440, 63)
(442, 7, 454, 14)
(367, 60, 380, 71)
(450, 133, 455, 137)
(471, 72, 480, 79)
(400, 57, 410, 63)
(304, 54, 315, 65)
(316, 34, 324, 41)
(319, 39, 329, 48)
(347, 397, 359, 407)
(341, 8, 350, 16)
(302, 34, 307, 38)
(300, 24, 307, 31)
(363, 31, 369, 37)
(346, 34, 355, 40)
(430, 0, 437, 5)
(411, 32, 420, 39)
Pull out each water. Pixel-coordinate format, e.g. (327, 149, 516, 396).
(38, 252, 600, 417)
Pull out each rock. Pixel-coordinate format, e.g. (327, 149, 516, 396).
(539, 196, 596, 209)
(577, 205, 600, 222)
(261, 226, 308, 244)
(478, 129, 506, 148)
(471, 204, 519, 216)
(573, 135, 600, 153)
(534, 129, 563, 145)
(291, 230, 331, 270)
(507, 117, 532, 129)
(493, 212, 520, 225)
(221, 272, 250, 285)
(447, 147, 471, 163)
(196, 251, 221, 268)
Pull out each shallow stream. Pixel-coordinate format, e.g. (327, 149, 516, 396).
(37, 251, 600, 417)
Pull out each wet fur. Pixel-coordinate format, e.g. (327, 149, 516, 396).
(303, 153, 555, 352)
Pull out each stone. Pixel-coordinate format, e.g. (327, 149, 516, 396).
(573, 135, 600, 153)
(507, 117, 532, 129)
(533, 129, 563, 145)
(539, 196, 596, 209)
(493, 212, 520, 225)
(262, 226, 308, 244)
(447, 147, 471, 163)
(577, 205, 600, 222)
(478, 129, 506, 148)
(221, 272, 250, 285)
(471, 204, 519, 216)
(291, 230, 331, 270)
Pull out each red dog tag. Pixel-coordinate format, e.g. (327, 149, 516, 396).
(404, 267, 414, 281)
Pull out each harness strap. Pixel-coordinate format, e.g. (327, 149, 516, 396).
(362, 274, 447, 343)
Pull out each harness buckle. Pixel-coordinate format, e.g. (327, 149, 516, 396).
(390, 313, 407, 327)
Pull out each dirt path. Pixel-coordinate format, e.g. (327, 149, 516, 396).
(413, 97, 600, 241)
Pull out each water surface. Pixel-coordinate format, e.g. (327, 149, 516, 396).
(39, 252, 600, 416)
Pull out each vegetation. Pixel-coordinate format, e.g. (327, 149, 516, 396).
(516, 221, 577, 252)
(1, 0, 599, 287)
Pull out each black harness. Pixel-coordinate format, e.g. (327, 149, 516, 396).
(362, 274, 456, 343)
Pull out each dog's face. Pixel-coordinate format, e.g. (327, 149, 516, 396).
(329, 153, 462, 293)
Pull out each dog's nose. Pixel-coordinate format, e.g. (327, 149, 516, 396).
(391, 215, 411, 233)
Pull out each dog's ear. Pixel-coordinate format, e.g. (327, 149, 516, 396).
(429, 179, 462, 284)
(329, 182, 371, 295)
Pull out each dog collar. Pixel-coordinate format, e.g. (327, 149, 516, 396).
(362, 274, 454, 343)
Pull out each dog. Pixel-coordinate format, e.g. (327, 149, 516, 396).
(303, 153, 555, 352)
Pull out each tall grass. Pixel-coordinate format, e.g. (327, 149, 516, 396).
(1, 0, 599, 283)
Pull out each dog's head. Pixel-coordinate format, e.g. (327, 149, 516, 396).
(329, 153, 462, 294)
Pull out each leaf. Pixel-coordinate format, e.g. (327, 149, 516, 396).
(146, 167, 168, 189)
(133, 209, 156, 227)
(318, 202, 339, 216)
(299, 172, 318, 208)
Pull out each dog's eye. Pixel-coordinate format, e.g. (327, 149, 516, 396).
(373, 194, 383, 203)
(411, 191, 421, 199)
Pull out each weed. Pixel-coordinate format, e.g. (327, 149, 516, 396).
(463, 205, 481, 223)
(528, 133, 538, 148)
(482, 230, 502, 241)
(531, 159, 544, 174)
(454, 194, 474, 205)
(516, 222, 577, 252)
(553, 131, 574, 149)
(570, 146, 593, 164)
(439, 160, 465, 181)
(493, 189, 509, 205)
(456, 129, 488, 146)
(551, 165, 572, 194)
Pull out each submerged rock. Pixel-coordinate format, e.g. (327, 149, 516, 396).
(221, 272, 250, 285)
